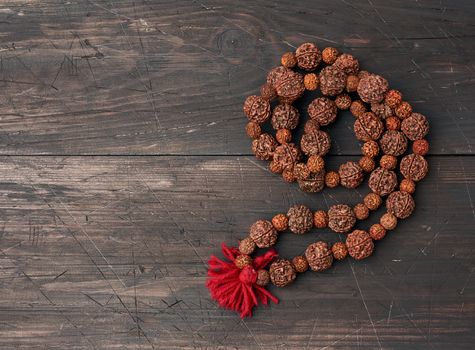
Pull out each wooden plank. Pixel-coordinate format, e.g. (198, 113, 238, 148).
(0, 0, 472, 155)
(0, 155, 473, 349)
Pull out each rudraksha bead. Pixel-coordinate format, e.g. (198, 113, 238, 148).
(400, 178, 416, 194)
(292, 255, 309, 273)
(357, 74, 388, 104)
(252, 133, 278, 160)
(338, 161, 364, 189)
(333, 53, 359, 75)
(325, 171, 340, 188)
(305, 241, 333, 271)
(371, 102, 393, 119)
(350, 100, 367, 118)
(413, 139, 429, 156)
(269, 259, 296, 287)
(260, 83, 277, 101)
(282, 167, 296, 183)
(281, 52, 297, 68)
(319, 66, 347, 96)
(272, 214, 289, 231)
(308, 97, 338, 126)
(249, 220, 278, 248)
(235, 254, 252, 269)
(346, 75, 359, 92)
(298, 171, 325, 193)
(246, 122, 261, 139)
(287, 204, 314, 234)
(386, 191, 415, 219)
(273, 143, 301, 170)
(369, 224, 386, 241)
(384, 89, 402, 109)
(385, 116, 401, 130)
(275, 71, 305, 103)
(313, 210, 328, 228)
(400, 154, 428, 182)
(243, 95, 271, 123)
(332, 242, 348, 260)
(359, 156, 376, 173)
(379, 130, 408, 156)
(276, 128, 292, 144)
(266, 66, 289, 87)
(368, 167, 398, 196)
(239, 237, 257, 255)
(328, 204, 356, 233)
(304, 119, 320, 134)
(362, 140, 380, 158)
(256, 269, 270, 286)
(380, 212, 397, 230)
(354, 112, 384, 141)
(322, 47, 339, 64)
(304, 73, 319, 90)
(301, 130, 331, 156)
(353, 203, 369, 220)
(346, 230, 374, 260)
(395, 101, 412, 119)
(335, 94, 352, 110)
(271, 104, 300, 130)
(307, 155, 325, 173)
(364, 192, 382, 211)
(295, 42, 322, 71)
(380, 154, 398, 170)
(401, 113, 429, 141)
(293, 163, 310, 180)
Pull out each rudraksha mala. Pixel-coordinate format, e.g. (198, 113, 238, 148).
(207, 42, 429, 318)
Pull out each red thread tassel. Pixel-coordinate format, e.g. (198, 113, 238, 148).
(206, 243, 279, 317)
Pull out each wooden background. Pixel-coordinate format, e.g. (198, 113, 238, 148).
(0, 0, 473, 349)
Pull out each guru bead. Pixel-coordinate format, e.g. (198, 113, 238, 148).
(386, 191, 415, 219)
(295, 42, 322, 71)
(346, 230, 374, 260)
(319, 66, 347, 96)
(354, 112, 384, 141)
(271, 104, 300, 130)
(249, 220, 278, 248)
(243, 95, 271, 124)
(328, 204, 356, 233)
(308, 97, 338, 126)
(269, 259, 297, 287)
(338, 161, 364, 189)
(400, 154, 429, 182)
(401, 113, 429, 141)
(287, 204, 314, 234)
(357, 74, 389, 104)
(305, 241, 333, 271)
(252, 133, 278, 160)
(368, 167, 398, 196)
(301, 130, 331, 156)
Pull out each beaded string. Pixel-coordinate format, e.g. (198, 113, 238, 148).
(207, 42, 429, 317)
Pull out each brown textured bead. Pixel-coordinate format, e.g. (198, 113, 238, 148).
(364, 192, 382, 211)
(295, 42, 322, 71)
(293, 162, 310, 180)
(305, 241, 333, 271)
(346, 75, 360, 92)
(328, 204, 356, 233)
(362, 140, 380, 158)
(304, 119, 320, 134)
(239, 237, 256, 255)
(276, 129, 292, 144)
(271, 104, 300, 130)
(413, 139, 429, 156)
(301, 130, 331, 156)
(269, 259, 296, 287)
(357, 74, 389, 103)
(267, 66, 290, 87)
(304, 73, 319, 91)
(359, 156, 375, 173)
(319, 66, 347, 96)
(273, 143, 301, 170)
(354, 112, 384, 141)
(252, 133, 278, 160)
(380, 212, 397, 230)
(371, 102, 393, 119)
(282, 167, 296, 183)
(243, 95, 271, 123)
(332, 242, 348, 260)
(256, 269, 270, 286)
(339, 161, 364, 189)
(386, 191, 415, 219)
(298, 171, 325, 193)
(385, 116, 401, 130)
(400, 154, 428, 182)
(368, 167, 397, 196)
(395, 101, 412, 119)
(287, 205, 313, 234)
(269, 160, 283, 174)
(380, 155, 398, 170)
(325, 171, 340, 188)
(401, 113, 429, 141)
(272, 214, 289, 231)
(275, 71, 305, 104)
(335, 94, 352, 110)
(334, 53, 359, 75)
(379, 130, 408, 156)
(235, 254, 253, 269)
(350, 100, 367, 118)
(292, 256, 309, 273)
(260, 83, 277, 101)
(384, 90, 402, 109)
(246, 122, 261, 139)
(400, 178, 416, 194)
(249, 220, 278, 248)
(358, 70, 371, 80)
(353, 203, 369, 220)
(281, 52, 297, 68)
(346, 230, 374, 260)
(308, 97, 338, 126)
(322, 47, 339, 64)
(307, 155, 325, 173)
(369, 224, 386, 240)
(313, 210, 328, 228)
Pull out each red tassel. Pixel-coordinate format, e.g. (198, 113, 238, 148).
(206, 243, 278, 317)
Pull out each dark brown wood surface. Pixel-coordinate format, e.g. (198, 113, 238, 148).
(0, 0, 473, 349)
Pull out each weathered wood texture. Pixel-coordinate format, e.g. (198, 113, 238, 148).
(0, 0, 473, 155)
(0, 156, 473, 349)
(0, 0, 474, 349)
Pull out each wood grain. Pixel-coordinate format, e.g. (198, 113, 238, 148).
(0, 0, 472, 155)
(0, 155, 473, 349)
